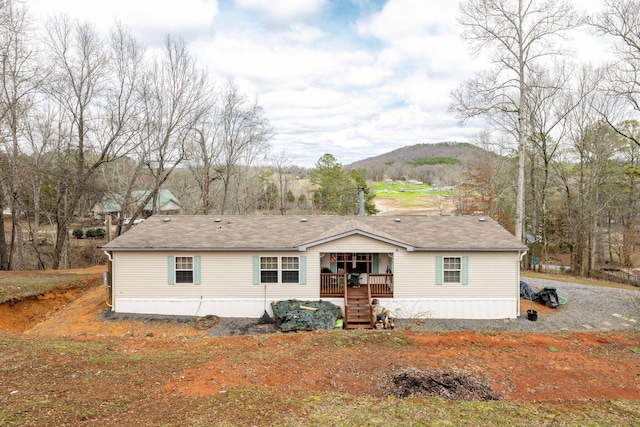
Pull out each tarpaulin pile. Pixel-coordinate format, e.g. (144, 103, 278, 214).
(271, 300, 342, 332)
(519, 281, 560, 308)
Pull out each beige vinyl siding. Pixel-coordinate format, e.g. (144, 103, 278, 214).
(311, 234, 401, 254)
(393, 251, 519, 299)
(112, 251, 317, 301)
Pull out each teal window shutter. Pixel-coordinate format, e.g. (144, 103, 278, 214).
(299, 256, 307, 285)
(252, 256, 260, 285)
(461, 256, 469, 285)
(167, 256, 175, 285)
(194, 256, 201, 285)
(435, 256, 443, 285)
(373, 254, 379, 273)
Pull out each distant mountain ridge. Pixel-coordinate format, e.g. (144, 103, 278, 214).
(347, 142, 488, 169)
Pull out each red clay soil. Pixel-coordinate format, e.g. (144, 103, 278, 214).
(1, 266, 639, 403)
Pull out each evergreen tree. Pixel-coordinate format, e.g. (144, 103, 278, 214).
(309, 154, 377, 215)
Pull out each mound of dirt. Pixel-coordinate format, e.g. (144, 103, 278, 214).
(385, 368, 500, 401)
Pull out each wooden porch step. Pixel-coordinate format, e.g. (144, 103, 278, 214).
(344, 302, 373, 329)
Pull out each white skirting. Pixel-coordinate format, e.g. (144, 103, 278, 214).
(115, 298, 276, 318)
(326, 297, 518, 319)
(114, 297, 518, 319)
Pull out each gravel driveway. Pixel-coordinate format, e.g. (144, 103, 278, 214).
(202, 278, 640, 335)
(409, 278, 640, 332)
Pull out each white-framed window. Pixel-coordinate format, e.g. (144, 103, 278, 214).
(260, 256, 279, 283)
(443, 256, 461, 284)
(259, 256, 300, 284)
(281, 256, 300, 283)
(175, 256, 194, 283)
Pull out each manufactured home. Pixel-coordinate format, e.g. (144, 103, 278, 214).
(102, 215, 527, 328)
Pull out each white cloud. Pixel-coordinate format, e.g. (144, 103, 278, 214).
(24, 0, 615, 167)
(235, 0, 326, 23)
(357, 0, 459, 40)
(27, 0, 219, 44)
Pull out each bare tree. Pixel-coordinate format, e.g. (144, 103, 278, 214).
(609, 120, 640, 269)
(0, 0, 42, 269)
(554, 67, 622, 275)
(22, 100, 65, 269)
(115, 35, 209, 234)
(215, 80, 271, 214)
(451, 0, 579, 242)
(525, 64, 584, 267)
(591, 0, 640, 147)
(187, 87, 220, 215)
(269, 149, 294, 215)
(43, 17, 144, 268)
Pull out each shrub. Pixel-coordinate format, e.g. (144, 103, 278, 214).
(72, 228, 84, 239)
(85, 228, 106, 239)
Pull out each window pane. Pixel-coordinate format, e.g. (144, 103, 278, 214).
(176, 270, 193, 283)
(444, 271, 460, 283)
(443, 257, 460, 270)
(260, 257, 278, 269)
(281, 257, 299, 270)
(176, 256, 193, 270)
(282, 271, 299, 283)
(261, 271, 278, 283)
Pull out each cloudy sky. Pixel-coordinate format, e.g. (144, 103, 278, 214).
(27, 0, 612, 167)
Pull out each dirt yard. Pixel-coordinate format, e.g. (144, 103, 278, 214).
(1, 267, 639, 425)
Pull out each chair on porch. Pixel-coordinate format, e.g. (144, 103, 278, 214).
(347, 272, 360, 288)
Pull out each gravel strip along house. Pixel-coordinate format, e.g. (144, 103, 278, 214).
(102, 215, 527, 329)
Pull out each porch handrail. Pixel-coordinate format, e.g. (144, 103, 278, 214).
(321, 272, 393, 296)
(320, 273, 344, 295)
(368, 273, 393, 296)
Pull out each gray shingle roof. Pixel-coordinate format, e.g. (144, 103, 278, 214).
(102, 215, 527, 252)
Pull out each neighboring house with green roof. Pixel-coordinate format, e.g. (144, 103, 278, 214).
(91, 189, 182, 219)
(102, 215, 527, 328)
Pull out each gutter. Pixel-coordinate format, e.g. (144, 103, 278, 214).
(103, 250, 113, 308)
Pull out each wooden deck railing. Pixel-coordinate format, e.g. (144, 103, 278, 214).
(368, 273, 394, 296)
(320, 273, 393, 297)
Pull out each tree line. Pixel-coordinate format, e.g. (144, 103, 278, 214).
(0, 1, 276, 270)
(449, 0, 640, 277)
(0, 1, 378, 270)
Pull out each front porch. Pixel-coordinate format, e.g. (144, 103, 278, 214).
(319, 251, 394, 298)
(319, 252, 394, 329)
(319, 272, 394, 297)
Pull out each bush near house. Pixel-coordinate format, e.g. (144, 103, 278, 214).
(85, 228, 106, 239)
(72, 228, 84, 239)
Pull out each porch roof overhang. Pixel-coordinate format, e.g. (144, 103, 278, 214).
(296, 229, 415, 251)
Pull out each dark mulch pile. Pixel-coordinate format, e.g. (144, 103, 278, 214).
(384, 368, 500, 401)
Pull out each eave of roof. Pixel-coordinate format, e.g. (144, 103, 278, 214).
(102, 214, 527, 252)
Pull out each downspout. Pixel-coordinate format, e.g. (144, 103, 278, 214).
(103, 250, 113, 308)
(517, 249, 528, 317)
